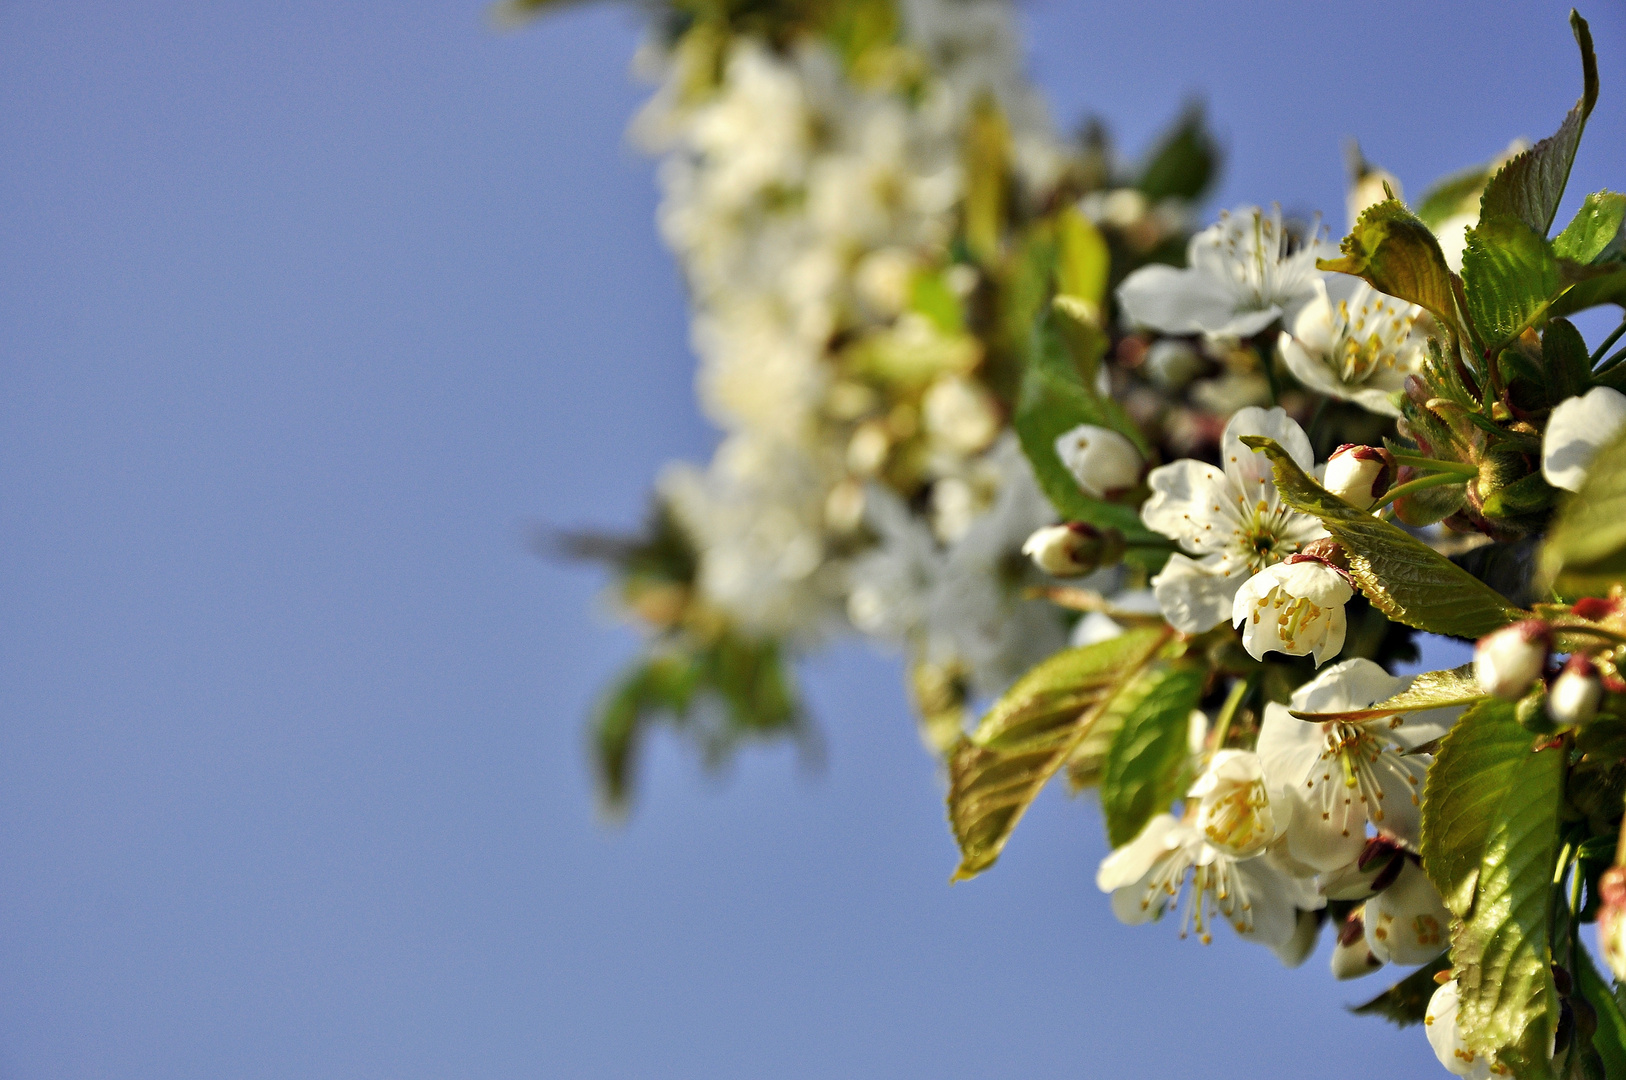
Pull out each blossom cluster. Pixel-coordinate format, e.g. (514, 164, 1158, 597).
(543, 2, 1626, 1076)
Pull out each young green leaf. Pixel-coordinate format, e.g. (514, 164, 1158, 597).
(1098, 660, 1205, 846)
(1576, 944, 1626, 1080)
(1240, 436, 1527, 638)
(1014, 314, 1163, 546)
(1553, 192, 1626, 265)
(1421, 698, 1565, 1078)
(1291, 663, 1484, 723)
(1461, 216, 1562, 349)
(1478, 11, 1598, 237)
(1349, 952, 1452, 1027)
(1319, 199, 1466, 341)
(1543, 318, 1593, 405)
(1055, 207, 1110, 312)
(946, 626, 1171, 881)
(1551, 264, 1626, 320)
(1540, 426, 1626, 597)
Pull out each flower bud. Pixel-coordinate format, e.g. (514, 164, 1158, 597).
(1598, 867, 1626, 982)
(1021, 523, 1125, 577)
(1474, 620, 1551, 699)
(1142, 339, 1204, 390)
(1330, 906, 1384, 980)
(1322, 444, 1397, 510)
(1054, 423, 1142, 499)
(1549, 654, 1603, 726)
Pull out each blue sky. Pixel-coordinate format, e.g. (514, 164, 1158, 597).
(2, 1, 1622, 1076)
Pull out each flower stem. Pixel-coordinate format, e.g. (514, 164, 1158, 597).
(1374, 470, 1470, 508)
(1389, 452, 1478, 476)
(1209, 675, 1254, 753)
(1591, 317, 1626, 367)
(1597, 343, 1626, 375)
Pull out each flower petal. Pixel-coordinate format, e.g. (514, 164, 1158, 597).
(1543, 386, 1626, 492)
(1151, 553, 1240, 634)
(1117, 264, 1242, 335)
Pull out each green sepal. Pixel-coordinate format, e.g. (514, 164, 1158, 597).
(1240, 435, 1527, 638)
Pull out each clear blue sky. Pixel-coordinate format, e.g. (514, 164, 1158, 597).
(2, 2, 1621, 1076)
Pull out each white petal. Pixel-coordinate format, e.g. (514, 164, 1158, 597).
(1312, 605, 1347, 667)
(1140, 459, 1235, 553)
(1289, 657, 1407, 714)
(1279, 331, 1351, 400)
(1221, 406, 1315, 495)
(1366, 862, 1450, 965)
(1151, 553, 1240, 634)
(1117, 264, 1242, 335)
(1214, 306, 1286, 338)
(1543, 386, 1626, 492)
(1095, 813, 1179, 892)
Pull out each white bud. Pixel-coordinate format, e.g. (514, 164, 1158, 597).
(1053, 423, 1141, 499)
(1020, 523, 1122, 578)
(1142, 339, 1204, 390)
(1322, 444, 1397, 510)
(1474, 620, 1551, 699)
(1330, 907, 1384, 980)
(1549, 655, 1603, 725)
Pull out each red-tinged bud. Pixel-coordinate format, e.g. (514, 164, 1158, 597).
(1021, 523, 1125, 578)
(1475, 620, 1552, 699)
(1323, 445, 1398, 510)
(1330, 906, 1384, 980)
(1573, 597, 1620, 622)
(1549, 654, 1603, 726)
(1598, 867, 1626, 982)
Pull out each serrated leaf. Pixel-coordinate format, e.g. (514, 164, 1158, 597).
(1320, 199, 1466, 340)
(946, 626, 1170, 881)
(1541, 426, 1626, 597)
(1462, 216, 1563, 349)
(1240, 436, 1527, 638)
(1099, 660, 1204, 846)
(1555, 192, 1626, 265)
(1479, 11, 1598, 237)
(1292, 663, 1484, 723)
(1350, 952, 1452, 1026)
(1136, 104, 1219, 202)
(1577, 944, 1626, 1080)
(1014, 314, 1163, 546)
(1421, 698, 1564, 1077)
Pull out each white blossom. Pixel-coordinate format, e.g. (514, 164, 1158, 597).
(1117, 206, 1332, 337)
(1141, 407, 1327, 633)
(1258, 659, 1460, 871)
(1231, 557, 1353, 665)
(1543, 386, 1626, 492)
(1278, 276, 1423, 416)
(1363, 859, 1449, 965)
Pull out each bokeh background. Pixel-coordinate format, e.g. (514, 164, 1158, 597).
(3, 1, 1624, 1076)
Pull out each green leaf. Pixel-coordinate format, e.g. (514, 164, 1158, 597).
(1014, 315, 1163, 546)
(1291, 663, 1484, 723)
(1462, 216, 1562, 349)
(1098, 660, 1205, 846)
(964, 98, 1009, 266)
(1350, 952, 1452, 1026)
(1479, 11, 1598, 237)
(910, 269, 966, 335)
(1320, 199, 1466, 340)
(1240, 436, 1527, 638)
(1135, 103, 1219, 202)
(946, 626, 1171, 881)
(1554, 192, 1626, 265)
(1417, 165, 1495, 232)
(1545, 318, 1594, 405)
(1540, 427, 1626, 597)
(1577, 944, 1626, 1080)
(1551, 264, 1626, 320)
(1421, 698, 1565, 1077)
